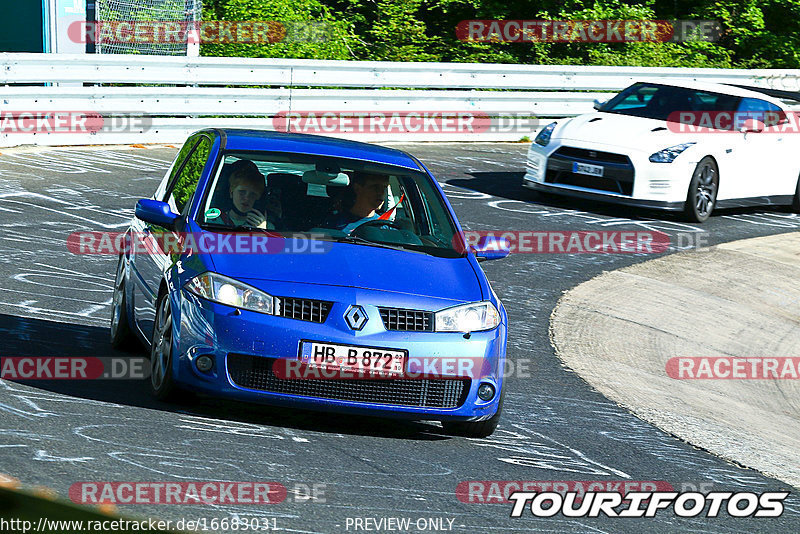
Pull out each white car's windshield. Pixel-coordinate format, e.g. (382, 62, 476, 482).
(197, 151, 463, 257)
(600, 82, 750, 122)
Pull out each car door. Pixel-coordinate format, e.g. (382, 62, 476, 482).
(130, 133, 213, 341)
(734, 97, 793, 198)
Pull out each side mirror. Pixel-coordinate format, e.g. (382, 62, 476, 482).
(135, 199, 179, 230)
(593, 99, 607, 111)
(739, 118, 765, 134)
(472, 235, 510, 262)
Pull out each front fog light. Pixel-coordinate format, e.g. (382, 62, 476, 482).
(196, 355, 214, 373)
(477, 383, 495, 401)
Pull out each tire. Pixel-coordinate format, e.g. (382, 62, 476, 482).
(110, 255, 138, 350)
(792, 177, 800, 213)
(683, 157, 719, 223)
(442, 390, 504, 438)
(150, 291, 179, 401)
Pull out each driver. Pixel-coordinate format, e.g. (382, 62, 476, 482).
(324, 172, 391, 233)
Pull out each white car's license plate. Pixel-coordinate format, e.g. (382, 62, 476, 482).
(572, 162, 604, 177)
(299, 341, 406, 377)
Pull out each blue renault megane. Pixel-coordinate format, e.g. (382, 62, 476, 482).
(110, 129, 509, 437)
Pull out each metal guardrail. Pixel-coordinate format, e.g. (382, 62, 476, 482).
(5, 53, 800, 89)
(1, 53, 800, 145)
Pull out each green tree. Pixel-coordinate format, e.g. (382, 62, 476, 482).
(201, 0, 800, 68)
(201, 0, 358, 59)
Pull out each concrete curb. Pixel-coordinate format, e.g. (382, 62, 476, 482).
(550, 231, 800, 488)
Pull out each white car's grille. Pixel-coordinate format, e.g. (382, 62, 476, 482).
(546, 146, 635, 196)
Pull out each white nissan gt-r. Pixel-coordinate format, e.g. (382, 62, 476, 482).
(523, 80, 800, 222)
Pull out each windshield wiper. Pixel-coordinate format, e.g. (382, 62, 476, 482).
(199, 222, 278, 234)
(335, 235, 425, 254)
(199, 222, 234, 231)
(236, 224, 278, 234)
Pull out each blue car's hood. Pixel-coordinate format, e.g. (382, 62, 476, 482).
(206, 241, 482, 301)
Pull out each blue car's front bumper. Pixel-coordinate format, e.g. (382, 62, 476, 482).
(169, 287, 507, 422)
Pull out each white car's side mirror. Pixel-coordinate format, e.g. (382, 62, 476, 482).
(593, 99, 607, 110)
(739, 119, 765, 134)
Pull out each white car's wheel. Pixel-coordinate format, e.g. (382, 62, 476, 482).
(684, 157, 718, 223)
(792, 176, 800, 213)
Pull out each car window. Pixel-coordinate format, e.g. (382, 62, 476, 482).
(160, 135, 202, 202)
(601, 83, 741, 120)
(200, 151, 462, 257)
(736, 98, 784, 126)
(165, 135, 213, 215)
(606, 84, 659, 111)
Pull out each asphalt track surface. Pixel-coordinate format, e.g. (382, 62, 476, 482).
(0, 143, 798, 533)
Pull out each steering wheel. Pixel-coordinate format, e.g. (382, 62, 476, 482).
(347, 218, 406, 236)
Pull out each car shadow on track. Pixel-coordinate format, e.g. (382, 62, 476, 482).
(448, 171, 796, 223)
(0, 313, 449, 441)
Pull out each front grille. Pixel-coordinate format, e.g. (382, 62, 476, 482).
(554, 146, 631, 165)
(227, 354, 469, 409)
(276, 297, 332, 323)
(545, 169, 633, 195)
(379, 307, 434, 332)
(546, 146, 635, 196)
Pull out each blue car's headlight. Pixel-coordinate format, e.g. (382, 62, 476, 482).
(435, 301, 500, 333)
(186, 272, 275, 314)
(534, 122, 557, 146)
(648, 142, 695, 163)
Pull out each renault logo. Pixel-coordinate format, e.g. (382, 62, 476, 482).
(344, 305, 368, 330)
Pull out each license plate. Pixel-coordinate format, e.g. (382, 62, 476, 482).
(299, 341, 406, 377)
(573, 162, 604, 177)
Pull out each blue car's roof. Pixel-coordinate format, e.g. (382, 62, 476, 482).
(208, 129, 423, 171)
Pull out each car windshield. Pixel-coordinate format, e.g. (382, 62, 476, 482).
(600, 82, 743, 121)
(197, 151, 463, 258)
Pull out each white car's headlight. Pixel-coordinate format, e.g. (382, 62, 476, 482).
(435, 301, 500, 333)
(186, 272, 275, 314)
(534, 122, 557, 146)
(649, 142, 695, 163)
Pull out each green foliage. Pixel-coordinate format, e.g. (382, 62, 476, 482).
(199, 0, 800, 68)
(200, 0, 357, 59)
